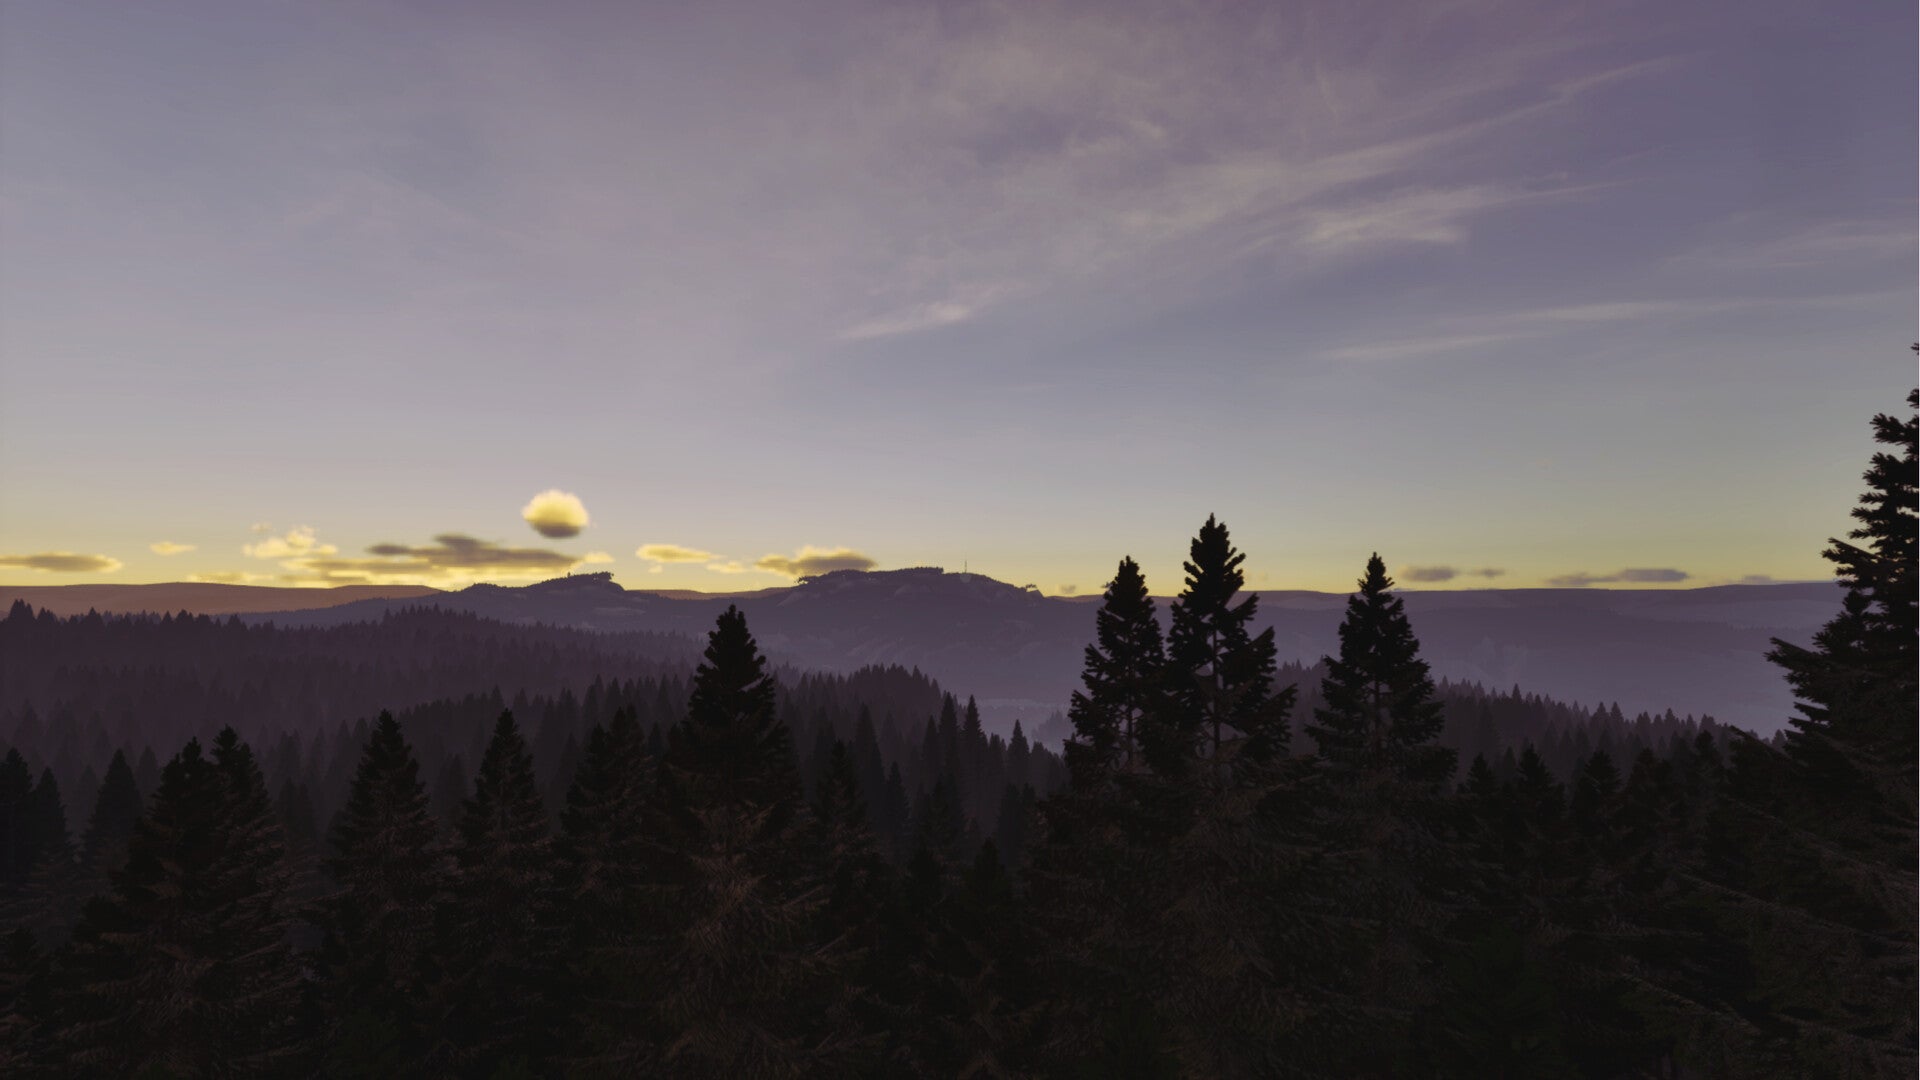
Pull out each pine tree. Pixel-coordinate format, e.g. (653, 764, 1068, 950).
(0, 751, 33, 888)
(672, 606, 799, 815)
(1670, 383, 1920, 1076)
(52, 729, 304, 1076)
(1066, 556, 1166, 787)
(557, 707, 667, 1075)
(317, 710, 451, 1073)
(1307, 554, 1455, 785)
(814, 740, 887, 934)
(1159, 515, 1294, 775)
(1298, 556, 1463, 1069)
(8, 771, 82, 948)
(1768, 385, 1917, 760)
(436, 710, 557, 1076)
(655, 606, 847, 1077)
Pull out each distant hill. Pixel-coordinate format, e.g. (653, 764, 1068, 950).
(220, 569, 1838, 735)
(0, 581, 441, 616)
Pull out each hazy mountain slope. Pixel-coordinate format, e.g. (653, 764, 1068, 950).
(245, 570, 1838, 734)
(0, 582, 440, 616)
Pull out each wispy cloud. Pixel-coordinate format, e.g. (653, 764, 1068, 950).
(243, 526, 337, 559)
(842, 300, 979, 341)
(1549, 567, 1690, 587)
(1325, 332, 1534, 363)
(1321, 294, 1851, 363)
(755, 545, 877, 578)
(637, 543, 721, 564)
(1403, 565, 1506, 583)
(1670, 217, 1917, 273)
(149, 541, 196, 556)
(0, 552, 122, 573)
(275, 533, 584, 585)
(189, 570, 273, 585)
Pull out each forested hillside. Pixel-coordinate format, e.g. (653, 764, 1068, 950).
(0, 389, 1911, 1077)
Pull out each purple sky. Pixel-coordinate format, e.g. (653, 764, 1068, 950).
(1, 0, 1913, 594)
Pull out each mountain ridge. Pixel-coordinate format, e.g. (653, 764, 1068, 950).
(6, 569, 1840, 733)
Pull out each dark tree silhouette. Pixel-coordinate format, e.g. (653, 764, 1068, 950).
(53, 730, 303, 1075)
(1065, 556, 1166, 786)
(1159, 515, 1294, 775)
(437, 710, 556, 1076)
(316, 710, 451, 1073)
(1308, 553, 1456, 784)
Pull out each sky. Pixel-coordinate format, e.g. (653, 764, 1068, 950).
(1, 0, 1913, 596)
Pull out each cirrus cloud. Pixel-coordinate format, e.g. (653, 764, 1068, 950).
(0, 552, 123, 574)
(278, 533, 584, 585)
(189, 570, 273, 584)
(1548, 567, 1690, 588)
(243, 526, 337, 559)
(149, 541, 196, 556)
(637, 543, 720, 564)
(754, 545, 877, 579)
(1403, 565, 1507, 583)
(522, 490, 590, 539)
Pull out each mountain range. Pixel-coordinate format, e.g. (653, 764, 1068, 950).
(8, 568, 1832, 735)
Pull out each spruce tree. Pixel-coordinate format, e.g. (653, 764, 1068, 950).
(1065, 556, 1166, 787)
(1768, 386, 1917, 770)
(8, 771, 82, 948)
(1673, 383, 1920, 1076)
(1160, 515, 1293, 775)
(0, 751, 33, 888)
(655, 606, 846, 1077)
(557, 707, 666, 1075)
(52, 730, 304, 1076)
(317, 710, 450, 1072)
(437, 710, 557, 1076)
(1299, 556, 1461, 1069)
(672, 606, 799, 815)
(1308, 553, 1455, 784)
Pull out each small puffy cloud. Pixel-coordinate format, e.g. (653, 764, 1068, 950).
(522, 489, 590, 539)
(1549, 567, 1690, 587)
(1057, 584, 1079, 596)
(1737, 574, 1776, 584)
(244, 526, 337, 559)
(149, 541, 196, 556)
(1404, 565, 1506, 583)
(754, 545, 877, 578)
(637, 543, 720, 564)
(0, 552, 123, 573)
(705, 561, 751, 574)
(579, 551, 615, 565)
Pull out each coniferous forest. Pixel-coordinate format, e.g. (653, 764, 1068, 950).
(0, 390, 1911, 1078)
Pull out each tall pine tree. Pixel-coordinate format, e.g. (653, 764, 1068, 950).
(317, 710, 451, 1073)
(1160, 515, 1293, 775)
(655, 606, 848, 1077)
(557, 706, 668, 1075)
(52, 729, 304, 1076)
(1307, 553, 1455, 784)
(436, 710, 557, 1076)
(1065, 556, 1165, 787)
